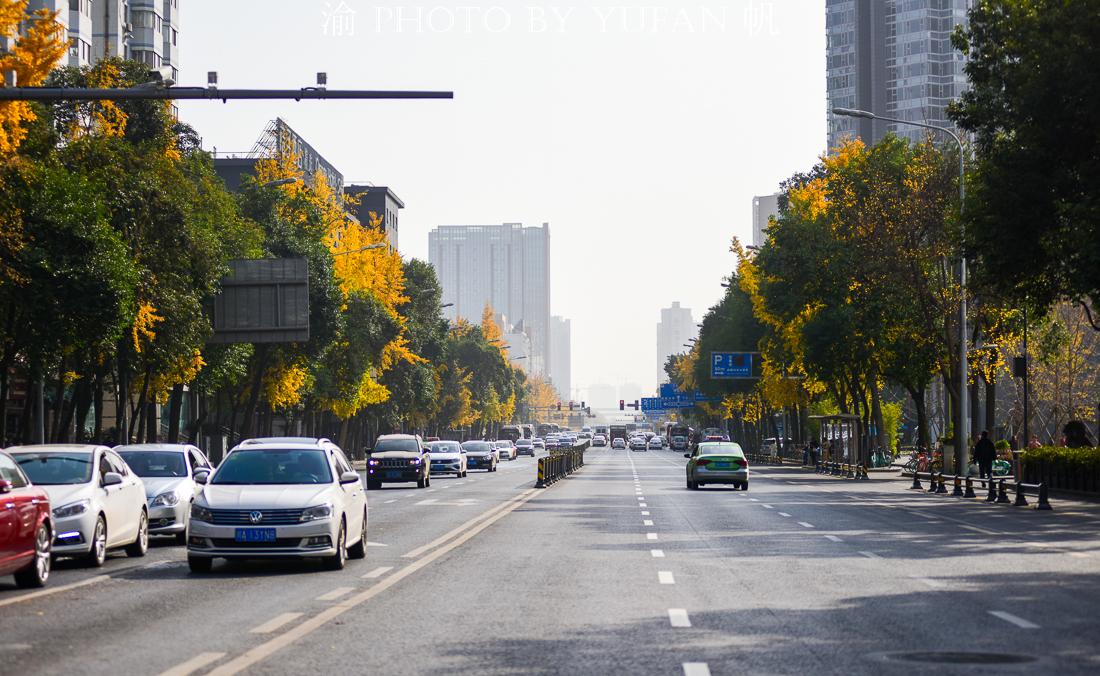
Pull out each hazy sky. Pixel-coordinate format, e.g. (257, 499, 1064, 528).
(179, 1, 826, 404)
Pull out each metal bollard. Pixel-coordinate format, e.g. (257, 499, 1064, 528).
(963, 476, 976, 499)
(1036, 484, 1053, 511)
(910, 471, 923, 490)
(928, 471, 940, 493)
(985, 477, 997, 503)
(996, 479, 1012, 504)
(952, 475, 964, 497)
(935, 474, 949, 494)
(1013, 483, 1029, 507)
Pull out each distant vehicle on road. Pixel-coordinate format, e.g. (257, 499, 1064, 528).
(611, 438, 627, 450)
(10, 444, 149, 567)
(461, 441, 498, 472)
(187, 437, 367, 573)
(116, 443, 214, 544)
(685, 442, 749, 490)
(500, 425, 523, 443)
(515, 439, 536, 457)
(368, 435, 432, 489)
(629, 437, 648, 452)
(532, 438, 545, 451)
(545, 435, 561, 451)
(496, 441, 517, 461)
(428, 440, 467, 477)
(670, 435, 689, 452)
(702, 428, 730, 442)
(647, 436, 663, 450)
(609, 425, 628, 444)
(0, 450, 53, 588)
(594, 425, 609, 439)
(592, 434, 607, 447)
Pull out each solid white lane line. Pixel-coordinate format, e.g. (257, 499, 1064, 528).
(250, 613, 303, 634)
(683, 663, 711, 676)
(651, 549, 665, 558)
(643, 520, 654, 526)
(316, 587, 355, 602)
(749, 498, 759, 502)
(658, 571, 675, 585)
(640, 503, 648, 507)
(204, 483, 543, 676)
(961, 524, 999, 535)
(1069, 552, 1090, 558)
(637, 497, 645, 501)
(158, 652, 226, 676)
(647, 533, 659, 540)
(641, 511, 650, 515)
(824, 535, 843, 542)
(778, 512, 791, 518)
(858, 551, 882, 559)
(361, 566, 393, 579)
(989, 610, 1039, 629)
(798, 522, 814, 528)
(402, 489, 537, 559)
(668, 608, 692, 627)
(763, 504, 774, 509)
(0, 574, 110, 609)
(384, 500, 396, 504)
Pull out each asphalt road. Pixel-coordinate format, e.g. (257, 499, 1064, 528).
(3, 447, 1099, 675)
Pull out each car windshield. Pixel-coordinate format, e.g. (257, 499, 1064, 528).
(374, 438, 420, 452)
(118, 451, 188, 478)
(673, 436, 686, 442)
(14, 452, 93, 485)
(212, 449, 332, 485)
(699, 444, 744, 457)
(462, 442, 491, 452)
(429, 442, 460, 453)
(516, 440, 531, 446)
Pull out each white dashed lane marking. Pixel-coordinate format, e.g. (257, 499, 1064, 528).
(658, 571, 675, 585)
(989, 610, 1039, 629)
(250, 613, 302, 635)
(683, 663, 711, 676)
(316, 587, 355, 602)
(651, 549, 665, 558)
(859, 551, 882, 559)
(668, 608, 692, 627)
(647, 533, 659, 540)
(824, 535, 843, 542)
(361, 566, 393, 579)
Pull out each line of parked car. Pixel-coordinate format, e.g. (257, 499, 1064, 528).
(0, 433, 546, 588)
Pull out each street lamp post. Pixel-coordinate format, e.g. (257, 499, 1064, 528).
(833, 108, 969, 472)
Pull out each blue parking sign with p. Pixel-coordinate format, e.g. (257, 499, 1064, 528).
(711, 352, 752, 379)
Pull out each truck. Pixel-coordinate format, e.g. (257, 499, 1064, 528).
(609, 424, 628, 443)
(500, 425, 523, 443)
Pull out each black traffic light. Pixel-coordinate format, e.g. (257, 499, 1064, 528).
(569, 401, 575, 411)
(556, 401, 561, 411)
(619, 399, 625, 411)
(581, 401, 586, 409)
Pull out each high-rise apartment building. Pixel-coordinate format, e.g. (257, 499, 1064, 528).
(428, 223, 551, 376)
(656, 302, 696, 384)
(826, 0, 970, 150)
(752, 193, 781, 248)
(548, 316, 571, 401)
(20, 1, 180, 77)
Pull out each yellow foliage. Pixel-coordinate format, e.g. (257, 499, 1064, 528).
(321, 371, 390, 420)
(0, 4, 66, 155)
(85, 60, 127, 137)
(263, 358, 310, 410)
(132, 302, 163, 353)
(147, 350, 206, 404)
(380, 335, 427, 370)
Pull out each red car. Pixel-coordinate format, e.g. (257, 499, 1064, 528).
(0, 451, 52, 588)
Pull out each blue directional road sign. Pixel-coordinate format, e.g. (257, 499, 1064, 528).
(711, 352, 753, 379)
(641, 397, 664, 412)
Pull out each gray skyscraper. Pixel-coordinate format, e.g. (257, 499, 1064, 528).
(656, 302, 696, 384)
(826, 0, 970, 150)
(752, 193, 781, 248)
(548, 316, 571, 401)
(428, 223, 551, 376)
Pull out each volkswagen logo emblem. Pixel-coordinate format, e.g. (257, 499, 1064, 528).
(249, 511, 263, 524)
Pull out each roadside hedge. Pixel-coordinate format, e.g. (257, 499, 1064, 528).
(1021, 446, 1100, 493)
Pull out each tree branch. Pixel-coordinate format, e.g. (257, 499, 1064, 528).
(1078, 300, 1100, 332)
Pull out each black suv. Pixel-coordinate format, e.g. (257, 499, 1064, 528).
(367, 434, 431, 489)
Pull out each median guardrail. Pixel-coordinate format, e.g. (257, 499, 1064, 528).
(536, 447, 585, 488)
(746, 451, 784, 465)
(908, 471, 1052, 510)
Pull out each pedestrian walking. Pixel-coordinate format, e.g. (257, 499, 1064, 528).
(973, 430, 996, 479)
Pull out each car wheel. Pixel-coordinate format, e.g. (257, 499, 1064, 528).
(14, 521, 51, 588)
(188, 555, 213, 574)
(417, 475, 427, 488)
(324, 521, 347, 571)
(125, 510, 149, 557)
(742, 483, 749, 491)
(347, 511, 368, 560)
(85, 515, 108, 567)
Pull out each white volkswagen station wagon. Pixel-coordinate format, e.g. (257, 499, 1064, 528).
(186, 438, 367, 573)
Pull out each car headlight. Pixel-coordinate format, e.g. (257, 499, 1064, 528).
(151, 491, 181, 507)
(52, 499, 90, 519)
(190, 504, 214, 523)
(409, 458, 422, 466)
(300, 503, 333, 522)
(368, 458, 380, 466)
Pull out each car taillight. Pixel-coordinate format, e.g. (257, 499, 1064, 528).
(696, 459, 711, 467)
(740, 458, 749, 467)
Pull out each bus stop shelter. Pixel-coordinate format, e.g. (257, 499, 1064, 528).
(810, 414, 865, 467)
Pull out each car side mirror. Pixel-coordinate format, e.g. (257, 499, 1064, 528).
(683, 453, 691, 459)
(193, 470, 210, 485)
(0, 479, 11, 494)
(340, 471, 360, 485)
(102, 472, 123, 487)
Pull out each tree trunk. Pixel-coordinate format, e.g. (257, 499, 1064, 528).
(132, 365, 152, 443)
(870, 377, 888, 457)
(49, 359, 67, 442)
(167, 383, 184, 442)
(115, 343, 129, 444)
(146, 401, 158, 442)
(970, 377, 981, 441)
(92, 369, 104, 442)
(908, 386, 929, 451)
(985, 378, 997, 439)
(240, 345, 270, 440)
(0, 346, 11, 445)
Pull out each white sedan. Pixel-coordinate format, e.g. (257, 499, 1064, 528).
(9, 445, 149, 566)
(187, 438, 367, 573)
(116, 444, 214, 544)
(428, 440, 468, 477)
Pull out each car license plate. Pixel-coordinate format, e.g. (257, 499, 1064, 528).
(386, 470, 402, 479)
(713, 462, 731, 469)
(234, 528, 276, 543)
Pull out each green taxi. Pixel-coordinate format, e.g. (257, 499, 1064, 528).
(685, 442, 749, 490)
